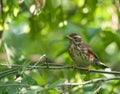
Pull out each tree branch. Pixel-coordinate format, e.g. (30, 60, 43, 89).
(0, 83, 30, 87)
(0, 77, 120, 88)
(0, 63, 120, 79)
(0, 63, 120, 89)
(28, 64, 120, 75)
(0, 67, 18, 79)
(59, 77, 120, 86)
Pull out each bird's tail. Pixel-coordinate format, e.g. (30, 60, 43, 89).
(97, 61, 113, 78)
(97, 61, 109, 69)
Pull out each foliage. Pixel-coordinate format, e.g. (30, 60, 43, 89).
(0, 0, 120, 93)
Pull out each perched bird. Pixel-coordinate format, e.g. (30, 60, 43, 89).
(67, 33, 109, 69)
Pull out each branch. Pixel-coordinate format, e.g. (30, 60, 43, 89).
(27, 64, 120, 75)
(0, 67, 18, 79)
(0, 77, 120, 88)
(59, 77, 120, 86)
(0, 83, 30, 87)
(0, 63, 120, 79)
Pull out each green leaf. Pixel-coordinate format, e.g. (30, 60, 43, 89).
(21, 75, 37, 85)
(48, 79, 65, 89)
(22, 61, 30, 71)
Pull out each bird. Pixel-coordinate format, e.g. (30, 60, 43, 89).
(67, 33, 109, 69)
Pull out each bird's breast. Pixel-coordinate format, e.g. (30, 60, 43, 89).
(69, 44, 91, 67)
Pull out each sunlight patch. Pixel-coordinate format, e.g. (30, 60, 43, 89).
(105, 42, 117, 55)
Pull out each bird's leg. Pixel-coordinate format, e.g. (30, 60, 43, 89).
(87, 65, 91, 73)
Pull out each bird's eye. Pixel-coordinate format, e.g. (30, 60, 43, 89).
(74, 37, 79, 41)
(74, 37, 81, 42)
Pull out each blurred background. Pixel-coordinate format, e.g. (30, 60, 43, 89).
(0, 0, 120, 93)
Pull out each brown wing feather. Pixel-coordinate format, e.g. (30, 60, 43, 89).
(82, 42, 98, 61)
(82, 42, 109, 68)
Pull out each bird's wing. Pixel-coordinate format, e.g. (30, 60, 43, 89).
(82, 42, 99, 61)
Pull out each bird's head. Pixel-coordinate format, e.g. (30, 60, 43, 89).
(67, 33, 82, 44)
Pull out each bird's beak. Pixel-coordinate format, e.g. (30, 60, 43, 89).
(66, 36, 74, 40)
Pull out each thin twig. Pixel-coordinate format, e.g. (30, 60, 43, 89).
(27, 64, 120, 75)
(0, 83, 30, 87)
(0, 67, 18, 79)
(33, 54, 47, 66)
(59, 77, 120, 86)
(0, 63, 120, 79)
(0, 77, 120, 87)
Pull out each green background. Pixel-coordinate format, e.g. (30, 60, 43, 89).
(0, 0, 120, 93)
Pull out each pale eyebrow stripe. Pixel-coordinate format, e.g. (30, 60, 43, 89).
(75, 35, 81, 38)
